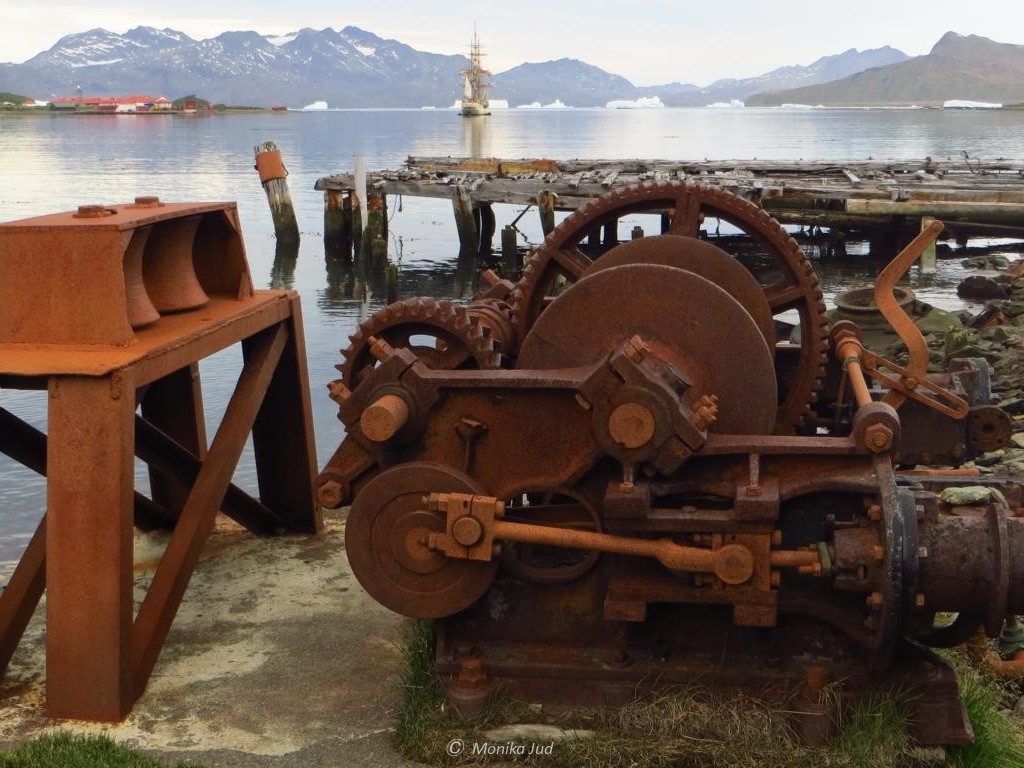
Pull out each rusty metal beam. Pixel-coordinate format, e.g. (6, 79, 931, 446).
(130, 322, 288, 692)
(46, 372, 137, 721)
(0, 516, 46, 676)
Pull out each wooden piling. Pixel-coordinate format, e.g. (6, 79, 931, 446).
(501, 225, 519, 276)
(351, 193, 364, 260)
(362, 188, 388, 258)
(538, 190, 556, 236)
(371, 237, 388, 275)
(254, 141, 299, 247)
(920, 217, 937, 274)
(453, 186, 479, 254)
(478, 204, 496, 255)
(324, 189, 349, 260)
(603, 221, 618, 247)
(385, 264, 400, 304)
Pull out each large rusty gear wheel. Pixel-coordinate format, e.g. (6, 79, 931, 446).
(339, 297, 502, 389)
(509, 181, 827, 433)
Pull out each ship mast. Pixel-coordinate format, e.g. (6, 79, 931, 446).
(459, 27, 491, 108)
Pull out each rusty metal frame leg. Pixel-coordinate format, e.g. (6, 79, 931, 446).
(245, 295, 321, 534)
(130, 323, 288, 693)
(140, 363, 208, 527)
(0, 516, 45, 676)
(46, 373, 137, 720)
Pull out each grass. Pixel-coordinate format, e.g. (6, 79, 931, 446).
(394, 621, 1024, 768)
(947, 662, 1024, 768)
(0, 733, 200, 768)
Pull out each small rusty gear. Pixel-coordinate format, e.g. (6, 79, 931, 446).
(339, 297, 502, 389)
(508, 181, 827, 433)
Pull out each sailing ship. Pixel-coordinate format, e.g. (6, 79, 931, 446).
(460, 30, 491, 117)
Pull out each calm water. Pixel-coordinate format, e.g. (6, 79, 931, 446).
(1, 106, 1023, 568)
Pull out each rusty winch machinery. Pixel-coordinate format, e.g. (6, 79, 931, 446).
(317, 182, 1021, 743)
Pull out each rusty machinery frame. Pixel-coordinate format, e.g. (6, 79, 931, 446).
(0, 199, 319, 721)
(319, 182, 1020, 744)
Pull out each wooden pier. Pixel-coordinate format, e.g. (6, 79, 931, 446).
(314, 156, 1024, 258)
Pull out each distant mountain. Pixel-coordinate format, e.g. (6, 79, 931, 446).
(637, 47, 909, 106)
(0, 25, 926, 108)
(0, 26, 469, 107)
(493, 59, 636, 106)
(747, 33, 1024, 106)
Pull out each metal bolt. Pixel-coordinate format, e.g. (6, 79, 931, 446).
(866, 591, 884, 609)
(317, 480, 345, 509)
(915, 593, 926, 608)
(871, 545, 885, 562)
(867, 504, 882, 521)
(918, 546, 928, 559)
(328, 380, 351, 404)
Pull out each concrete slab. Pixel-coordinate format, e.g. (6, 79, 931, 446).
(0, 515, 421, 767)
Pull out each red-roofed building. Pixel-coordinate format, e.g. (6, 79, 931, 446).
(49, 95, 173, 112)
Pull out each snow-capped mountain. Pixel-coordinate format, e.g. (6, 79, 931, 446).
(636, 47, 909, 106)
(1, 26, 909, 108)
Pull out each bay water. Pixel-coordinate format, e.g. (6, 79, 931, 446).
(1, 105, 1023, 569)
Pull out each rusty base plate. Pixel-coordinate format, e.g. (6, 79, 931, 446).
(435, 574, 972, 746)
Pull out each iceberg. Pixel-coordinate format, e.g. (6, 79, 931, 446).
(605, 96, 665, 109)
(943, 99, 1002, 109)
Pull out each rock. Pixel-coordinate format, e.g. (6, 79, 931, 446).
(976, 450, 1005, 467)
(998, 397, 1024, 415)
(979, 325, 1023, 344)
(958, 276, 1009, 301)
(961, 254, 1010, 270)
(915, 305, 964, 336)
(482, 724, 594, 743)
(940, 486, 1007, 506)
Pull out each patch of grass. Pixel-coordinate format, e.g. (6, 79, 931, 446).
(0, 732, 199, 768)
(947, 662, 1024, 768)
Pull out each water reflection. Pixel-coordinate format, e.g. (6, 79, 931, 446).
(462, 115, 491, 159)
(269, 239, 300, 288)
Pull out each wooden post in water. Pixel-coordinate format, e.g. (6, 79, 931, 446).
(920, 217, 938, 274)
(501, 225, 519, 276)
(253, 141, 299, 247)
(353, 157, 367, 259)
(453, 186, 479, 254)
(538, 190, 556, 236)
(478, 204, 496, 255)
(385, 264, 399, 304)
(603, 221, 618, 247)
(362, 187, 388, 258)
(324, 189, 349, 260)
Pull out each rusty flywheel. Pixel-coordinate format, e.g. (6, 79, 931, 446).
(344, 462, 499, 618)
(509, 181, 828, 432)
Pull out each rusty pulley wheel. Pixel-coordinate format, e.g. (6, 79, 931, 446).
(581, 235, 777, 348)
(344, 462, 498, 619)
(517, 264, 778, 435)
(508, 182, 827, 432)
(338, 297, 501, 389)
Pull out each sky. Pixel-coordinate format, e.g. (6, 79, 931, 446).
(2, 0, 1024, 86)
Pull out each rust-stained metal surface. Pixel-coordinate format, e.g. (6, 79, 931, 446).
(0, 198, 319, 722)
(322, 181, 1023, 746)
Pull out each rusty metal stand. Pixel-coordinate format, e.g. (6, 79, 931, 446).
(0, 201, 319, 721)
